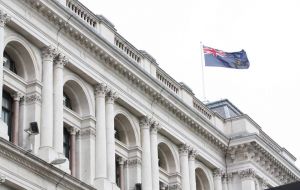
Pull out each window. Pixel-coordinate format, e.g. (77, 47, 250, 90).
(63, 127, 70, 159)
(2, 91, 13, 141)
(3, 51, 17, 74)
(63, 93, 72, 110)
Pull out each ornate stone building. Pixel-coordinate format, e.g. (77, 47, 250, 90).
(0, 0, 299, 190)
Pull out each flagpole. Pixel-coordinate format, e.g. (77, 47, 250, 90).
(200, 42, 207, 102)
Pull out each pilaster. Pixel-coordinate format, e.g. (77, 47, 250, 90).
(189, 149, 197, 190)
(238, 169, 256, 190)
(179, 144, 190, 190)
(213, 168, 223, 190)
(150, 120, 160, 190)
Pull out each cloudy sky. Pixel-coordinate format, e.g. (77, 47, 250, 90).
(80, 0, 300, 167)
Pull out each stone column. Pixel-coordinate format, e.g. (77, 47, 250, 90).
(150, 121, 160, 190)
(139, 116, 153, 190)
(70, 128, 78, 177)
(189, 149, 197, 190)
(238, 169, 256, 190)
(118, 157, 125, 190)
(0, 10, 10, 140)
(179, 144, 190, 190)
(227, 173, 233, 190)
(94, 83, 108, 186)
(53, 53, 68, 155)
(11, 92, 22, 145)
(222, 175, 228, 190)
(213, 169, 223, 190)
(39, 46, 57, 161)
(106, 90, 118, 183)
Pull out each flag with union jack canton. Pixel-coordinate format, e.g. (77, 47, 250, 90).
(203, 46, 250, 69)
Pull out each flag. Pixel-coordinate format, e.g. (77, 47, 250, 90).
(203, 46, 250, 69)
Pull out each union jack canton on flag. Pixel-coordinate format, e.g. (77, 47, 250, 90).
(203, 46, 250, 69)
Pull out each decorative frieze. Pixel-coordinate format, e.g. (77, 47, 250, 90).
(0, 10, 11, 27)
(238, 169, 256, 180)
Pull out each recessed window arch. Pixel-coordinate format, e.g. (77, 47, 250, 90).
(3, 51, 17, 74)
(63, 92, 72, 110)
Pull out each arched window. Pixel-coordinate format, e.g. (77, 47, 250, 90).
(2, 91, 13, 141)
(63, 127, 70, 159)
(3, 51, 17, 74)
(63, 93, 72, 110)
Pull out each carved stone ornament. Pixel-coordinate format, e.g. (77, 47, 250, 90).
(0, 174, 5, 184)
(54, 53, 68, 67)
(12, 92, 23, 101)
(179, 144, 190, 155)
(106, 89, 118, 103)
(125, 158, 142, 167)
(41, 45, 57, 60)
(0, 10, 11, 27)
(213, 168, 223, 178)
(25, 94, 42, 104)
(79, 127, 96, 137)
(238, 169, 256, 180)
(94, 83, 107, 97)
(150, 120, 160, 133)
(189, 149, 197, 160)
(139, 116, 152, 129)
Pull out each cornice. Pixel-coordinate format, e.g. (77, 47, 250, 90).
(0, 138, 96, 190)
(228, 139, 299, 184)
(23, 0, 229, 151)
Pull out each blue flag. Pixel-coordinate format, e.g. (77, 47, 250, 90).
(203, 46, 250, 69)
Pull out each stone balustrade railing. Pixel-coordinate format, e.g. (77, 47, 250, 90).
(193, 98, 212, 120)
(114, 36, 141, 63)
(66, 0, 97, 28)
(156, 71, 179, 94)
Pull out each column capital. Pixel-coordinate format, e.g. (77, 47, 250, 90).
(42, 45, 57, 60)
(106, 89, 118, 103)
(0, 174, 5, 184)
(189, 149, 197, 160)
(11, 92, 23, 101)
(238, 168, 256, 180)
(117, 157, 125, 165)
(139, 115, 152, 129)
(150, 120, 160, 134)
(54, 53, 68, 67)
(94, 83, 107, 97)
(213, 168, 223, 178)
(0, 10, 11, 27)
(260, 178, 268, 189)
(179, 144, 190, 156)
(68, 127, 79, 135)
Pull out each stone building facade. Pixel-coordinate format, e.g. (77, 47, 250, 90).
(0, 0, 299, 190)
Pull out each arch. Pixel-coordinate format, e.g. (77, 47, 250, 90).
(195, 167, 212, 190)
(63, 75, 93, 117)
(114, 112, 138, 147)
(157, 142, 178, 174)
(4, 35, 40, 81)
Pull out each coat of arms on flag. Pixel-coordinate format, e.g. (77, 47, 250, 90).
(203, 46, 250, 69)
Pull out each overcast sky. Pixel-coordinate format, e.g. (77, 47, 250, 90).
(80, 0, 300, 167)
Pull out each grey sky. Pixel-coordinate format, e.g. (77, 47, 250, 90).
(81, 0, 300, 167)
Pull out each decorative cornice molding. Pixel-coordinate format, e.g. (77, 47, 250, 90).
(238, 169, 256, 180)
(0, 10, 11, 27)
(94, 83, 107, 97)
